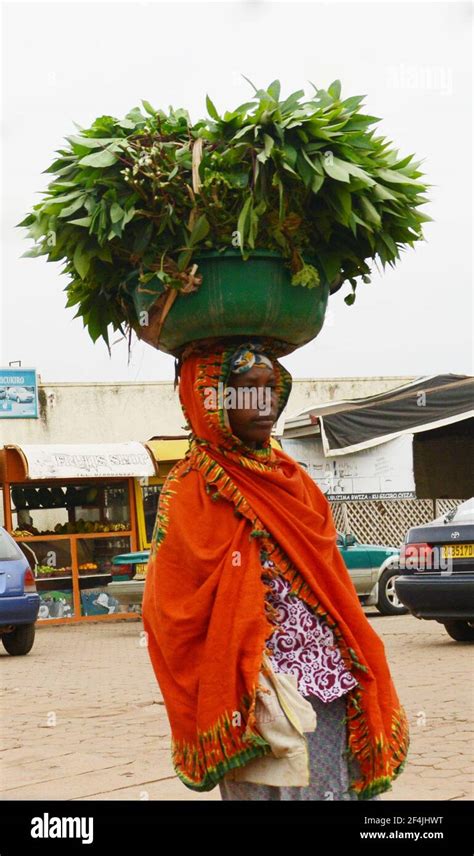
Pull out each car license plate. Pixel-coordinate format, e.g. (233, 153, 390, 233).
(441, 543, 474, 559)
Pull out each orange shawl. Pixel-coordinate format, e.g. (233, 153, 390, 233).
(142, 339, 409, 798)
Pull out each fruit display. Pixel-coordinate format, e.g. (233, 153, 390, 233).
(12, 520, 129, 538)
(79, 563, 99, 572)
(54, 520, 129, 535)
(35, 565, 72, 577)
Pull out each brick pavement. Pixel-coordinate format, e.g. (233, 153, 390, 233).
(1, 610, 472, 801)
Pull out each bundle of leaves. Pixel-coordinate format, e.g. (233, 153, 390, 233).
(17, 77, 431, 349)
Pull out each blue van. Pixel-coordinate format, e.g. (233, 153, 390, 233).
(0, 526, 40, 655)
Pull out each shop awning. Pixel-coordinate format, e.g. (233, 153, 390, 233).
(1, 442, 158, 480)
(145, 435, 282, 463)
(145, 437, 191, 462)
(282, 374, 474, 457)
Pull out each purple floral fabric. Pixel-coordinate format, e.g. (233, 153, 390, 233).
(263, 567, 359, 703)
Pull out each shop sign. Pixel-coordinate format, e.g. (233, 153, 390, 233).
(0, 368, 38, 419)
(15, 442, 156, 479)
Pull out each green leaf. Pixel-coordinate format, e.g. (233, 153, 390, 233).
(343, 115, 381, 132)
(87, 305, 105, 342)
(373, 183, 399, 202)
(177, 249, 193, 271)
(58, 196, 86, 218)
(42, 190, 84, 206)
(110, 202, 124, 224)
(380, 233, 398, 255)
(359, 196, 381, 227)
(340, 95, 365, 112)
(141, 99, 157, 116)
(256, 133, 274, 164)
(311, 174, 324, 194)
(321, 155, 375, 186)
(16, 214, 36, 228)
(66, 135, 119, 149)
(73, 242, 91, 279)
(78, 149, 118, 168)
(279, 89, 305, 112)
(301, 149, 323, 175)
(122, 207, 136, 225)
(333, 186, 352, 222)
(237, 196, 252, 249)
(68, 216, 92, 227)
(206, 94, 220, 121)
(283, 142, 298, 168)
(21, 246, 48, 258)
(232, 124, 254, 140)
(321, 156, 351, 183)
(328, 80, 342, 100)
(188, 214, 210, 246)
(267, 80, 281, 101)
(349, 211, 373, 234)
(375, 168, 421, 186)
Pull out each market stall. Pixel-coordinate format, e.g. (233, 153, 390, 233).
(136, 436, 190, 548)
(0, 442, 157, 625)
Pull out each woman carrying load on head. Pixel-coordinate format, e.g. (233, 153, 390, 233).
(141, 337, 409, 800)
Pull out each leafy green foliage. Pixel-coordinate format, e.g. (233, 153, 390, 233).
(17, 80, 432, 346)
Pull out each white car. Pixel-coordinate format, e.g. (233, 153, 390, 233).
(6, 387, 34, 403)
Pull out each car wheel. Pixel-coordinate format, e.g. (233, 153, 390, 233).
(442, 620, 474, 642)
(1, 623, 36, 655)
(376, 567, 409, 616)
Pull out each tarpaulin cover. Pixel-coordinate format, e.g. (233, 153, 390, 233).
(285, 374, 474, 457)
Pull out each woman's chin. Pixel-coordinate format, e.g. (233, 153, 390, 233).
(247, 428, 273, 445)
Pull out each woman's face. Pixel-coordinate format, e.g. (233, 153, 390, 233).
(226, 364, 280, 448)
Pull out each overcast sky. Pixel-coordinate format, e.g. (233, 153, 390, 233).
(1, 0, 472, 383)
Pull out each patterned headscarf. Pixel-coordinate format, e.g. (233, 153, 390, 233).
(176, 337, 292, 464)
(228, 342, 275, 375)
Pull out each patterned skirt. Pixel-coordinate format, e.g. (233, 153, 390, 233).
(218, 691, 382, 801)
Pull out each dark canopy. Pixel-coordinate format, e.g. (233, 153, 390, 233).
(283, 374, 473, 455)
(282, 374, 474, 498)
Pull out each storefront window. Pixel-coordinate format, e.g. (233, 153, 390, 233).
(141, 484, 162, 543)
(6, 478, 139, 622)
(17, 538, 74, 621)
(78, 536, 134, 616)
(9, 481, 131, 536)
(77, 535, 131, 576)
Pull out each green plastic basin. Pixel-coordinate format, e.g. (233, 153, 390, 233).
(136, 248, 329, 357)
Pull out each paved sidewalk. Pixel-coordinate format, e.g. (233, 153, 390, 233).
(1, 611, 472, 801)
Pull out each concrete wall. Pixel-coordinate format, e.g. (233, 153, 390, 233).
(0, 376, 416, 445)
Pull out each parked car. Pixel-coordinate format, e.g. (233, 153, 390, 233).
(395, 497, 474, 641)
(0, 526, 40, 655)
(112, 534, 404, 617)
(336, 531, 405, 616)
(6, 386, 34, 403)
